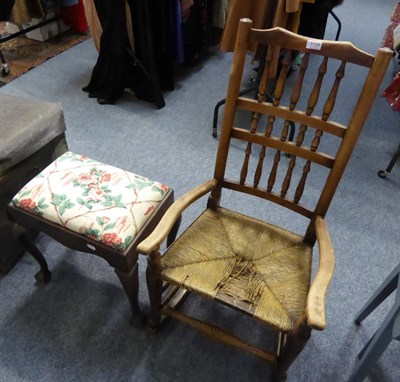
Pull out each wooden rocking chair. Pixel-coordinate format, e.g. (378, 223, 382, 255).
(137, 19, 392, 381)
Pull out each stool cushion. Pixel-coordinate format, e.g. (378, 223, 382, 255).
(11, 152, 170, 252)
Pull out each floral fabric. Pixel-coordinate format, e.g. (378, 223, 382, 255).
(12, 152, 170, 252)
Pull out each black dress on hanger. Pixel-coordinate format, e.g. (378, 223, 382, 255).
(298, 0, 344, 39)
(83, 0, 174, 108)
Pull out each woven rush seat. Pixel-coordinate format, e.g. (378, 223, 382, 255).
(161, 208, 312, 332)
(11, 151, 170, 253)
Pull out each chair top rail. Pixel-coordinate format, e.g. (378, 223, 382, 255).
(250, 27, 375, 68)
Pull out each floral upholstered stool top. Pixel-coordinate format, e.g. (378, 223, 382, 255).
(8, 151, 178, 326)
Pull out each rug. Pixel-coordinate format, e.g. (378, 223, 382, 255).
(0, 21, 90, 87)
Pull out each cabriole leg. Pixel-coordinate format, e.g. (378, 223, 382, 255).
(115, 264, 145, 328)
(12, 224, 51, 284)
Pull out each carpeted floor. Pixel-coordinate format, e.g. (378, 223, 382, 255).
(0, 21, 89, 86)
(0, 1, 399, 382)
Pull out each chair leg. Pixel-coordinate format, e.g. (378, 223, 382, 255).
(393, 310, 400, 340)
(354, 265, 400, 325)
(115, 264, 145, 328)
(12, 224, 51, 284)
(275, 319, 311, 382)
(348, 306, 397, 382)
(146, 251, 162, 328)
(378, 143, 400, 178)
(166, 215, 182, 247)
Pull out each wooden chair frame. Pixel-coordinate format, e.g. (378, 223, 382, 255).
(137, 19, 392, 381)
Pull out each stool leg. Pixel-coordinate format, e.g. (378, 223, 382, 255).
(355, 265, 400, 325)
(12, 224, 51, 284)
(115, 264, 145, 328)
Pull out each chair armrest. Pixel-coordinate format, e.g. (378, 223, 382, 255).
(305, 216, 335, 331)
(137, 179, 218, 255)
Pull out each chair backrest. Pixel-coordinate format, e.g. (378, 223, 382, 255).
(209, 18, 392, 244)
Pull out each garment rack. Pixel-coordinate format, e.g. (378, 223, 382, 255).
(0, 15, 60, 76)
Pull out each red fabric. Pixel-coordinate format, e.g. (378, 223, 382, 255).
(382, 2, 400, 48)
(61, 0, 88, 33)
(382, 72, 400, 112)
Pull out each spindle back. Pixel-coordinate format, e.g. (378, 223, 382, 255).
(209, 19, 392, 243)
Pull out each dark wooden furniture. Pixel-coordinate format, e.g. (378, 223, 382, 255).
(137, 19, 392, 381)
(349, 262, 400, 382)
(7, 152, 180, 327)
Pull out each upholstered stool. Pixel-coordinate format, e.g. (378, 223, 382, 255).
(7, 151, 180, 326)
(0, 93, 68, 273)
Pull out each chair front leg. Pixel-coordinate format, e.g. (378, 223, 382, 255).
(275, 317, 312, 382)
(146, 251, 163, 328)
(115, 264, 145, 328)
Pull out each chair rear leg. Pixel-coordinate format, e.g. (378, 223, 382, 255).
(12, 224, 51, 284)
(275, 318, 311, 382)
(115, 264, 145, 328)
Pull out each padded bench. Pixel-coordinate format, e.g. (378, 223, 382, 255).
(0, 93, 68, 272)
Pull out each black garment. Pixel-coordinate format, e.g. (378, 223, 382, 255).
(298, 0, 344, 39)
(84, 0, 129, 104)
(181, 0, 210, 64)
(0, 0, 15, 21)
(84, 0, 175, 108)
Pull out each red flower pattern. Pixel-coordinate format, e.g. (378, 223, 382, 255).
(19, 198, 36, 210)
(101, 173, 111, 182)
(102, 233, 122, 247)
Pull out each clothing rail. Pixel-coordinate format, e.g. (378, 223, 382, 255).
(0, 15, 60, 76)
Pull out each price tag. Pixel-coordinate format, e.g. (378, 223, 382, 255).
(306, 39, 323, 51)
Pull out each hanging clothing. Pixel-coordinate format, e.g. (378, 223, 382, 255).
(83, 0, 174, 107)
(9, 0, 44, 24)
(83, 0, 134, 52)
(220, 0, 270, 52)
(83, 0, 130, 104)
(212, 0, 229, 29)
(180, 0, 210, 64)
(82, 0, 102, 51)
(0, 0, 15, 21)
(298, 0, 344, 39)
(220, 0, 313, 52)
